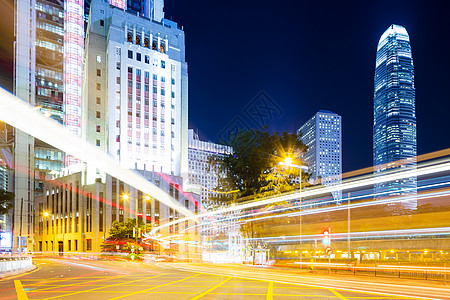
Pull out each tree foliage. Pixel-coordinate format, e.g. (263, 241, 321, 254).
(0, 189, 14, 215)
(108, 218, 147, 240)
(211, 129, 308, 201)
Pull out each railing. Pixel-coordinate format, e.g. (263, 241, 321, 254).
(291, 262, 450, 283)
(0, 257, 33, 276)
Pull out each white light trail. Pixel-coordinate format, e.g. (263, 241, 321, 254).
(0, 87, 193, 217)
(149, 156, 450, 235)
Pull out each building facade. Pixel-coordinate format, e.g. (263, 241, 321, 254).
(373, 24, 417, 207)
(187, 129, 234, 237)
(187, 129, 232, 206)
(34, 171, 201, 258)
(83, 0, 188, 183)
(298, 110, 342, 202)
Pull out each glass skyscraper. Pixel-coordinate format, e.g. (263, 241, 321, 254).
(373, 24, 417, 207)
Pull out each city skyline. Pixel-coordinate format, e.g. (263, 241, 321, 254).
(164, 0, 450, 173)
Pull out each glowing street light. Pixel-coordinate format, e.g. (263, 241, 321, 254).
(278, 156, 308, 269)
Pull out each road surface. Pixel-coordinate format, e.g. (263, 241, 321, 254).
(0, 259, 448, 299)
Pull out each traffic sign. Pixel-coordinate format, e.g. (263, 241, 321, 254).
(325, 247, 333, 256)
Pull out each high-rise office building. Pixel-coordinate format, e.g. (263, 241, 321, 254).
(14, 0, 78, 253)
(373, 24, 417, 207)
(83, 0, 188, 183)
(298, 110, 342, 202)
(187, 130, 232, 204)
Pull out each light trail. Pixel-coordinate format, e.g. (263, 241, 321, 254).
(0, 87, 193, 217)
(149, 160, 450, 235)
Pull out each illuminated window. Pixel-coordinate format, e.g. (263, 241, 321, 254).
(96, 125, 101, 132)
(96, 55, 101, 63)
(127, 33, 132, 43)
(160, 43, 165, 53)
(144, 38, 149, 48)
(136, 36, 141, 45)
(145, 55, 150, 64)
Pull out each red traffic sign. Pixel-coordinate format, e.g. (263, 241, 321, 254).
(325, 247, 333, 256)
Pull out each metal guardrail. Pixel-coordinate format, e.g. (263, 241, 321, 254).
(291, 262, 450, 283)
(0, 257, 33, 275)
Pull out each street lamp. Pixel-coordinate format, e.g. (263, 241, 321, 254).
(278, 157, 308, 269)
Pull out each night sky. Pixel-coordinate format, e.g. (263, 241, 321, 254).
(0, 0, 449, 173)
(165, 0, 450, 173)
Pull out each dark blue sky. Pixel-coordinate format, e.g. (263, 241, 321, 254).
(165, 0, 450, 172)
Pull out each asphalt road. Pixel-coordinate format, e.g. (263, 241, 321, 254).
(0, 259, 447, 299)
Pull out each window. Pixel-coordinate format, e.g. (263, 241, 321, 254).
(96, 97, 101, 104)
(116, 77, 120, 84)
(96, 55, 101, 63)
(145, 55, 149, 64)
(96, 139, 100, 146)
(128, 50, 133, 59)
(171, 78, 175, 85)
(116, 62, 120, 70)
(86, 239, 92, 251)
(100, 19, 104, 26)
(136, 52, 141, 61)
(96, 111, 101, 118)
(161, 89, 165, 96)
(97, 69, 101, 76)
(171, 91, 175, 98)
(96, 83, 101, 90)
(161, 60, 165, 69)
(153, 74, 157, 80)
(161, 76, 165, 82)
(153, 87, 157, 94)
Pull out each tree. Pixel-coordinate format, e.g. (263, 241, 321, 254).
(108, 218, 147, 240)
(0, 189, 14, 215)
(212, 129, 308, 200)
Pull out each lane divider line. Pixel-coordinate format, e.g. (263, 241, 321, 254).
(329, 288, 349, 300)
(14, 280, 29, 300)
(266, 281, 273, 300)
(109, 273, 202, 300)
(189, 277, 232, 300)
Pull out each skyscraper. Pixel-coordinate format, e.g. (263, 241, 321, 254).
(373, 24, 417, 207)
(298, 110, 342, 203)
(83, 0, 188, 183)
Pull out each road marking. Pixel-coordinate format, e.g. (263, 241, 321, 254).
(14, 280, 29, 300)
(170, 264, 431, 299)
(189, 276, 232, 300)
(40, 273, 168, 300)
(329, 288, 349, 300)
(266, 281, 273, 300)
(109, 273, 202, 300)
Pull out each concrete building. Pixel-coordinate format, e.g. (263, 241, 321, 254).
(34, 171, 201, 258)
(83, 0, 188, 185)
(298, 110, 342, 202)
(187, 129, 232, 206)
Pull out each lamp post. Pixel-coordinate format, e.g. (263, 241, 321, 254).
(123, 194, 138, 253)
(43, 211, 56, 258)
(279, 157, 308, 269)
